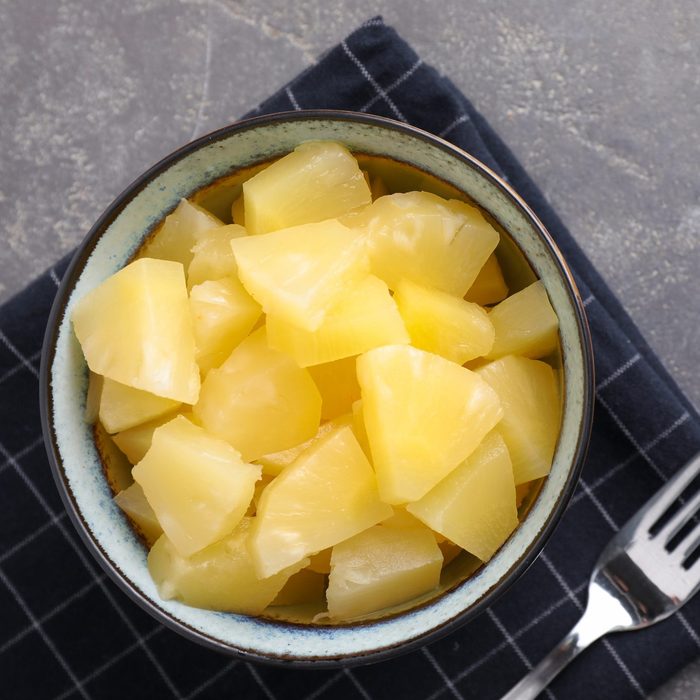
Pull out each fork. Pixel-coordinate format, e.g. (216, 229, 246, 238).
(500, 451, 700, 700)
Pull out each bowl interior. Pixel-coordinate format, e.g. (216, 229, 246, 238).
(43, 112, 593, 665)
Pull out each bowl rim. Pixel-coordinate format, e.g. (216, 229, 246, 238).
(40, 108, 595, 667)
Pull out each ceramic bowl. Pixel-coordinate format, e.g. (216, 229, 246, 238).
(40, 110, 594, 666)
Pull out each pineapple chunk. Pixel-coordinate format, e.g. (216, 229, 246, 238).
(356, 345, 503, 504)
(439, 540, 463, 566)
(133, 416, 261, 556)
(476, 356, 560, 484)
(346, 191, 498, 296)
(267, 275, 409, 367)
(84, 371, 103, 424)
(243, 141, 371, 234)
(271, 568, 326, 606)
(231, 193, 245, 226)
(249, 425, 392, 578)
(308, 356, 361, 421)
(139, 199, 223, 268)
(194, 327, 322, 461)
(308, 548, 332, 574)
(98, 378, 181, 434)
(231, 219, 369, 331)
(72, 258, 200, 404)
(256, 415, 352, 477)
(187, 224, 247, 289)
(393, 278, 495, 364)
(351, 399, 371, 459)
(464, 253, 508, 305)
(486, 281, 559, 359)
(112, 411, 181, 464)
(148, 519, 306, 613)
(326, 523, 443, 620)
(190, 277, 262, 374)
(114, 482, 163, 546)
(407, 431, 518, 561)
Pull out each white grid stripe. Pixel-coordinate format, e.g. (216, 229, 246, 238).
(247, 662, 277, 700)
(52, 626, 163, 700)
(0, 329, 39, 378)
(582, 294, 595, 307)
(486, 608, 556, 700)
(570, 413, 690, 507)
(439, 114, 469, 138)
(596, 353, 641, 391)
(0, 439, 184, 699)
(0, 565, 89, 699)
(304, 670, 343, 700)
(421, 646, 462, 699)
(360, 58, 423, 112)
(596, 393, 667, 481)
(0, 574, 105, 654)
(285, 86, 302, 111)
(50, 268, 62, 288)
(0, 349, 41, 385)
(0, 434, 44, 477)
(0, 510, 68, 564)
(343, 667, 371, 700)
(424, 581, 588, 700)
(186, 660, 239, 699)
(340, 40, 407, 122)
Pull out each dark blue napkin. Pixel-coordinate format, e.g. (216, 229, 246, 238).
(2, 17, 700, 700)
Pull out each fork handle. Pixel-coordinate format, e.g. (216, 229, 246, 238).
(498, 617, 597, 700)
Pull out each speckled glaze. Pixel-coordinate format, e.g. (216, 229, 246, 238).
(40, 111, 594, 667)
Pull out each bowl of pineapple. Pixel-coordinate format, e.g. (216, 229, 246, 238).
(41, 111, 594, 665)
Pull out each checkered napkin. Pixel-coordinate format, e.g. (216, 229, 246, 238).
(2, 16, 700, 700)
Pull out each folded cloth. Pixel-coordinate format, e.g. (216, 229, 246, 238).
(2, 16, 699, 700)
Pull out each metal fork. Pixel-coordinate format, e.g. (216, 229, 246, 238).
(501, 451, 700, 700)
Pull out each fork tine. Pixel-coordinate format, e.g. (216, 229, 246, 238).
(655, 487, 700, 551)
(638, 453, 700, 533)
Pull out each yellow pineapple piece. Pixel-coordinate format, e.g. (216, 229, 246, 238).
(187, 224, 247, 289)
(345, 191, 499, 296)
(439, 540, 462, 566)
(112, 411, 182, 464)
(476, 355, 560, 484)
(98, 378, 181, 434)
(256, 414, 352, 477)
(486, 281, 559, 360)
(271, 568, 326, 606)
(243, 141, 371, 234)
(231, 193, 245, 225)
(393, 278, 495, 364)
(194, 327, 321, 461)
(133, 415, 261, 556)
(308, 548, 332, 574)
(326, 523, 443, 620)
(139, 199, 223, 268)
(114, 482, 163, 546)
(308, 356, 361, 421)
(231, 219, 369, 331)
(380, 507, 426, 530)
(190, 277, 262, 374)
(148, 519, 306, 614)
(249, 425, 392, 578)
(72, 258, 200, 404)
(267, 275, 409, 366)
(356, 345, 503, 504)
(84, 371, 103, 424)
(351, 400, 371, 460)
(464, 253, 508, 305)
(407, 431, 518, 561)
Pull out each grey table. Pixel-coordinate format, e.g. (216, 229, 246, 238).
(2, 1, 699, 697)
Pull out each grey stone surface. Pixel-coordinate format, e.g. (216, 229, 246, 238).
(1, 0, 699, 696)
